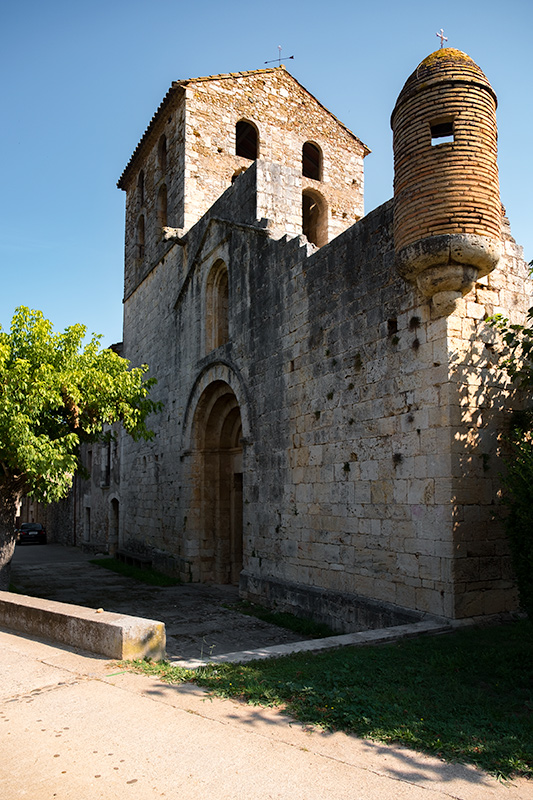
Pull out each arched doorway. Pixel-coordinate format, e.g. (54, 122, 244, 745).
(192, 381, 243, 584)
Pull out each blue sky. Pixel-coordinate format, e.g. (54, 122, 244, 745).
(1, 0, 531, 346)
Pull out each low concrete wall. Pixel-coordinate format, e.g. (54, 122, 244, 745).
(0, 591, 166, 660)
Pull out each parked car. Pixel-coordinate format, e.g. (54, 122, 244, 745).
(17, 522, 47, 545)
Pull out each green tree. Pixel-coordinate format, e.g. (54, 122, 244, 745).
(0, 307, 161, 589)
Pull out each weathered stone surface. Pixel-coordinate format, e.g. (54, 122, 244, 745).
(70, 54, 530, 630)
(392, 49, 502, 308)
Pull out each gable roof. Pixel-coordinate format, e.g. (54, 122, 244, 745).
(117, 66, 370, 189)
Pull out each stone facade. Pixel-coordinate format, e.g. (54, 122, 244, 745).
(117, 68, 368, 302)
(77, 52, 530, 631)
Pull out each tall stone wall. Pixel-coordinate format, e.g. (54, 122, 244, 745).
(122, 95, 186, 300)
(449, 220, 528, 617)
(117, 167, 530, 628)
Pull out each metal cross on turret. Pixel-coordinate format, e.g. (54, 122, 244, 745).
(436, 29, 448, 48)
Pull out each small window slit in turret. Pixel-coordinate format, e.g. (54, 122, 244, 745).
(430, 121, 454, 145)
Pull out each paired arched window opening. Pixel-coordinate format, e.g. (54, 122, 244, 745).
(302, 190, 327, 248)
(136, 215, 145, 260)
(157, 184, 168, 229)
(236, 120, 258, 160)
(158, 134, 167, 172)
(137, 170, 145, 206)
(302, 142, 322, 181)
(206, 261, 229, 350)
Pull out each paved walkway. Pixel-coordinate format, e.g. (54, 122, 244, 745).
(3, 544, 532, 798)
(2, 627, 531, 800)
(10, 544, 311, 662)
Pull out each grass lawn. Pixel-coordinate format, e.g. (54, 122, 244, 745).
(89, 557, 180, 586)
(126, 620, 533, 779)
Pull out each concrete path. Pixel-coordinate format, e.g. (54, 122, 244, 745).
(2, 627, 531, 800)
(4, 544, 532, 798)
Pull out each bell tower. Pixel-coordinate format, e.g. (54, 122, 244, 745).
(391, 48, 502, 314)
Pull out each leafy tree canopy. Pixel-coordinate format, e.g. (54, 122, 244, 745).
(0, 306, 160, 504)
(489, 306, 533, 391)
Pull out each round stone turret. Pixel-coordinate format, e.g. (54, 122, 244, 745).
(391, 48, 501, 314)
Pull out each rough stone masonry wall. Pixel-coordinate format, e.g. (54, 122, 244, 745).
(120, 250, 185, 558)
(182, 69, 366, 237)
(70, 436, 121, 554)
(240, 199, 459, 622)
(123, 95, 186, 300)
(117, 166, 528, 629)
(448, 220, 530, 617)
(240, 203, 528, 625)
(119, 173, 263, 569)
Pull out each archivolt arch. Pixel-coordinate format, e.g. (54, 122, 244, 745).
(185, 376, 246, 584)
(181, 362, 252, 454)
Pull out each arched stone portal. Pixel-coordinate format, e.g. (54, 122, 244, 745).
(191, 381, 243, 584)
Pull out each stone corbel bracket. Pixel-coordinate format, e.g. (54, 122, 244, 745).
(162, 226, 187, 245)
(395, 233, 501, 316)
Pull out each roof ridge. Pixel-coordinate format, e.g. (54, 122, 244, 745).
(117, 66, 370, 189)
(173, 66, 284, 87)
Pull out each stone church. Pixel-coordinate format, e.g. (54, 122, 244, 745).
(73, 48, 530, 630)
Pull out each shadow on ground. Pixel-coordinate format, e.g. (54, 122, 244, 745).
(11, 543, 309, 660)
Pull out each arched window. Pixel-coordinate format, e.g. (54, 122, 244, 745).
(302, 142, 322, 181)
(302, 190, 327, 247)
(136, 215, 145, 260)
(206, 261, 229, 350)
(137, 170, 144, 206)
(158, 134, 167, 172)
(157, 184, 168, 229)
(235, 120, 258, 160)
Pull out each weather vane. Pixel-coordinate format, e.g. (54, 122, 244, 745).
(265, 45, 294, 66)
(436, 29, 448, 48)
